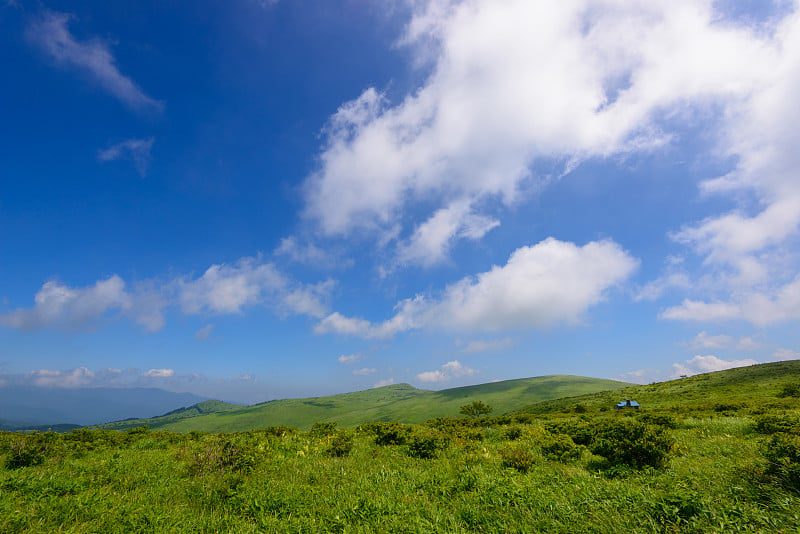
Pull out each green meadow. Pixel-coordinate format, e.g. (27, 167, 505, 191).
(2, 361, 800, 533)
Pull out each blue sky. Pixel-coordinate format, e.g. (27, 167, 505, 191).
(2, 0, 799, 404)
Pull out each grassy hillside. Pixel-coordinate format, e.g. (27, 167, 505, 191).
(3, 361, 800, 532)
(98, 400, 241, 431)
(98, 375, 630, 432)
(518, 360, 800, 415)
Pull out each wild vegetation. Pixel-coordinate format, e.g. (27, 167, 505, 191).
(1, 361, 799, 533)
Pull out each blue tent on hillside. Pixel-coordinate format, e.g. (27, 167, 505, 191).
(615, 399, 640, 410)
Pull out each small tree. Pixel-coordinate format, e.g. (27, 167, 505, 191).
(460, 400, 493, 418)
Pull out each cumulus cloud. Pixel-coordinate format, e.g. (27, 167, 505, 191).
(671, 355, 758, 378)
(26, 11, 162, 112)
(416, 360, 477, 383)
(315, 237, 637, 338)
(0, 276, 130, 331)
(28, 366, 96, 388)
(98, 137, 155, 176)
(0, 257, 330, 333)
(143, 368, 175, 378)
(178, 257, 288, 315)
(303, 0, 782, 268)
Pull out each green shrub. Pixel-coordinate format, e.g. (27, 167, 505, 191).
(326, 432, 353, 457)
(763, 432, 800, 492)
(779, 383, 800, 398)
(574, 404, 587, 413)
(261, 425, 297, 438)
(753, 414, 800, 435)
(2, 432, 55, 469)
(503, 425, 524, 441)
(589, 419, 674, 469)
(406, 428, 448, 459)
(309, 422, 338, 438)
(184, 437, 257, 475)
(638, 413, 680, 429)
(537, 432, 581, 462)
(499, 446, 537, 472)
(369, 422, 409, 446)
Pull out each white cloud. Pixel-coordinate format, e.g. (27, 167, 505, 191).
(195, 323, 214, 341)
(416, 360, 477, 383)
(28, 366, 95, 387)
(143, 368, 175, 378)
(303, 0, 779, 266)
(0, 257, 330, 333)
(98, 137, 155, 176)
(460, 337, 514, 354)
(373, 378, 395, 388)
(178, 257, 287, 315)
(652, 8, 800, 326)
(275, 236, 339, 266)
(0, 276, 130, 331)
(352, 367, 377, 376)
(26, 11, 162, 112)
(281, 280, 333, 319)
(772, 348, 800, 361)
(671, 355, 758, 378)
(316, 237, 637, 338)
(688, 331, 734, 350)
(396, 200, 499, 267)
(736, 337, 760, 351)
(661, 277, 800, 326)
(337, 354, 363, 365)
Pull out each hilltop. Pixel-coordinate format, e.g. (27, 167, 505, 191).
(97, 375, 629, 432)
(518, 359, 800, 415)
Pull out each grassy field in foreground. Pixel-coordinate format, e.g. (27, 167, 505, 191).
(98, 375, 630, 432)
(2, 361, 799, 533)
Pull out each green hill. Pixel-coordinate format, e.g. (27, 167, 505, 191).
(517, 360, 800, 415)
(98, 400, 241, 431)
(97, 375, 630, 432)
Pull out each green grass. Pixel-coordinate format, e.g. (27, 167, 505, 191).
(3, 361, 800, 532)
(97, 375, 630, 432)
(519, 360, 800, 416)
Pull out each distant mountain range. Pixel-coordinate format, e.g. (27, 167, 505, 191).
(0, 386, 211, 429)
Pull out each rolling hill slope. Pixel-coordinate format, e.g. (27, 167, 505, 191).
(517, 360, 800, 415)
(98, 375, 630, 432)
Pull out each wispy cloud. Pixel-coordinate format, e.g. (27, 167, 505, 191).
(98, 137, 155, 176)
(352, 367, 377, 376)
(337, 354, 363, 365)
(195, 324, 214, 341)
(459, 338, 514, 354)
(26, 11, 162, 113)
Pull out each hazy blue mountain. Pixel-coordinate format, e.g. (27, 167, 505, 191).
(0, 387, 210, 427)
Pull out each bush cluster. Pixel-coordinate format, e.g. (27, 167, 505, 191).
(763, 432, 800, 492)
